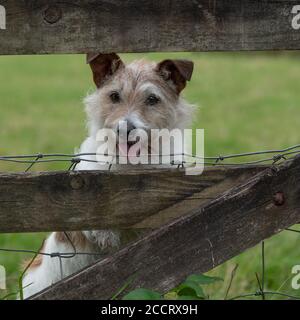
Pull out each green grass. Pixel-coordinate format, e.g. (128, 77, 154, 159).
(0, 52, 300, 299)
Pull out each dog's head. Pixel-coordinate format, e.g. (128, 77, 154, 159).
(85, 53, 194, 159)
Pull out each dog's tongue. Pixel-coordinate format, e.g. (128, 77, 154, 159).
(128, 143, 141, 158)
(118, 143, 128, 157)
(118, 143, 140, 159)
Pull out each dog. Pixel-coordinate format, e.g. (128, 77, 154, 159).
(22, 53, 194, 299)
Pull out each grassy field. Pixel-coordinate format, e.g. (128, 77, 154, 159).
(0, 52, 300, 299)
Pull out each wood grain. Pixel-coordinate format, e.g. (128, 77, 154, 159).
(31, 156, 300, 300)
(0, 0, 299, 55)
(0, 166, 264, 233)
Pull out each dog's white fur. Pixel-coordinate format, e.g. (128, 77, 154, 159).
(22, 56, 193, 299)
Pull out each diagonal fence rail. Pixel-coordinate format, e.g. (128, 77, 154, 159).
(27, 154, 300, 299)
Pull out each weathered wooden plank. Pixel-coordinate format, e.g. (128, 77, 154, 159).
(0, 0, 300, 55)
(0, 166, 264, 233)
(31, 156, 300, 300)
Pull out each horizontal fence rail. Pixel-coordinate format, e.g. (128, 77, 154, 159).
(30, 155, 300, 299)
(0, 0, 300, 55)
(0, 165, 265, 233)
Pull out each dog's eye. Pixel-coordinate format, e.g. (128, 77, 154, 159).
(110, 91, 121, 103)
(145, 94, 160, 106)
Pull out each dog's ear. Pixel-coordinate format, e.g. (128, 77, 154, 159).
(86, 53, 124, 88)
(157, 59, 194, 93)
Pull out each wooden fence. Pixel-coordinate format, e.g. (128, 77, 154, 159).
(0, 0, 300, 300)
(2, 0, 300, 54)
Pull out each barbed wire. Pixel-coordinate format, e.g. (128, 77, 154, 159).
(0, 143, 300, 300)
(0, 143, 299, 171)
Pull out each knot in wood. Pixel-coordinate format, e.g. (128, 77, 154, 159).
(70, 176, 84, 190)
(44, 5, 62, 24)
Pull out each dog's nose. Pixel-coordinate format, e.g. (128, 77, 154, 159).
(126, 122, 136, 135)
(117, 121, 136, 138)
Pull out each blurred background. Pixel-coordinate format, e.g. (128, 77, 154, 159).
(0, 52, 300, 299)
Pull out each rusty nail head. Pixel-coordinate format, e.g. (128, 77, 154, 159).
(273, 191, 285, 206)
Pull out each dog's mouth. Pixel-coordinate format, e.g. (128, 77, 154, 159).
(116, 137, 153, 160)
(117, 141, 141, 158)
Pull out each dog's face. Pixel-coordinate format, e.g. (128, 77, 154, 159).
(85, 53, 194, 158)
